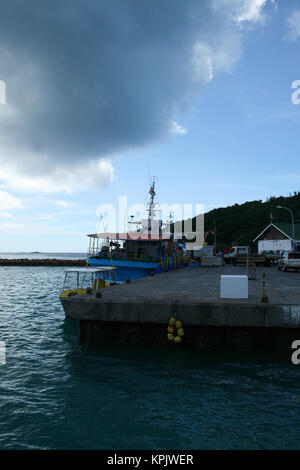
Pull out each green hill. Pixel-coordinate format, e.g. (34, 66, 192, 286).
(179, 192, 300, 251)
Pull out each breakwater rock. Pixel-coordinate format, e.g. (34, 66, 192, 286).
(0, 258, 86, 266)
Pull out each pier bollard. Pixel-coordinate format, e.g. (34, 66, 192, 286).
(261, 272, 268, 303)
(247, 255, 257, 280)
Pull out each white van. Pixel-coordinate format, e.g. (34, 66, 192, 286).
(224, 246, 249, 263)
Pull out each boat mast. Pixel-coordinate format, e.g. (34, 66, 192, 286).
(147, 177, 161, 235)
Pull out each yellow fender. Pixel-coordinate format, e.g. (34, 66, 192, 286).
(167, 317, 184, 344)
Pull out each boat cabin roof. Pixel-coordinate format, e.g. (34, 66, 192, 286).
(87, 232, 169, 241)
(64, 267, 116, 273)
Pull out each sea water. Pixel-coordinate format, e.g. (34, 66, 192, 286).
(0, 256, 300, 450)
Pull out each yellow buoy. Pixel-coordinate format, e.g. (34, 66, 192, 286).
(175, 320, 182, 329)
(167, 333, 174, 341)
(174, 336, 182, 343)
(169, 317, 176, 326)
(167, 326, 174, 334)
(177, 328, 184, 337)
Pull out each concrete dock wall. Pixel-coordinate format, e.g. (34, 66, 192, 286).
(80, 320, 300, 350)
(62, 297, 300, 349)
(63, 296, 300, 328)
(61, 265, 300, 349)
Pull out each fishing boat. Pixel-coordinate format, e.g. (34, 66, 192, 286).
(59, 266, 118, 311)
(86, 179, 190, 282)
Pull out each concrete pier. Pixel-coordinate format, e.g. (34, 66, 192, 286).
(62, 265, 300, 349)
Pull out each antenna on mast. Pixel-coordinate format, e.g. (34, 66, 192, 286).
(147, 176, 161, 235)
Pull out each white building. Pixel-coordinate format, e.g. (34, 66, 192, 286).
(253, 222, 300, 253)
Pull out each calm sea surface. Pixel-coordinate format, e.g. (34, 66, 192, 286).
(1, 254, 300, 450)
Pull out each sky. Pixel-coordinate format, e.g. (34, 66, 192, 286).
(0, 0, 300, 251)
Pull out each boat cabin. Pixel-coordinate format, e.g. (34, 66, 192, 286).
(87, 232, 175, 263)
(59, 267, 117, 298)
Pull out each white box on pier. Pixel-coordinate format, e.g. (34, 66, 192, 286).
(220, 275, 248, 299)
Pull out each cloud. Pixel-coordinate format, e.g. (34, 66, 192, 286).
(210, 0, 273, 27)
(0, 222, 24, 231)
(169, 120, 187, 135)
(1, 211, 13, 218)
(285, 10, 300, 42)
(233, 0, 269, 25)
(0, 159, 114, 194)
(0, 0, 274, 193)
(0, 189, 23, 218)
(54, 200, 77, 208)
(0, 190, 23, 210)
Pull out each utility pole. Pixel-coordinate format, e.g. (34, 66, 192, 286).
(276, 206, 295, 250)
(213, 221, 217, 248)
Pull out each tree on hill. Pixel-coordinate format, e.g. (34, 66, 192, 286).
(179, 192, 300, 251)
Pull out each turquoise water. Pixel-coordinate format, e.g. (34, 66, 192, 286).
(1, 263, 300, 450)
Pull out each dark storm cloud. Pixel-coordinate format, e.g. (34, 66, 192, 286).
(0, 0, 268, 179)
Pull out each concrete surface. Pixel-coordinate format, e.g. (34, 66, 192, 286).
(62, 265, 300, 326)
(66, 264, 300, 304)
(61, 265, 300, 348)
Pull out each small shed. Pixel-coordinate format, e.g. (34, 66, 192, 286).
(253, 222, 300, 253)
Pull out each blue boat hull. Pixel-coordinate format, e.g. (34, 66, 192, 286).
(87, 257, 182, 282)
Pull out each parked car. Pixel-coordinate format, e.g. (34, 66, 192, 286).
(224, 246, 270, 266)
(224, 246, 249, 264)
(278, 251, 300, 272)
(261, 250, 280, 264)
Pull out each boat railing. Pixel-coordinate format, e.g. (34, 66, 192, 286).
(87, 246, 191, 267)
(60, 267, 117, 293)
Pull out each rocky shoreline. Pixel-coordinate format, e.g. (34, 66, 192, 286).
(0, 258, 86, 266)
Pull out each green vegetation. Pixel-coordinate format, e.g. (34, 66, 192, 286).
(178, 192, 300, 251)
